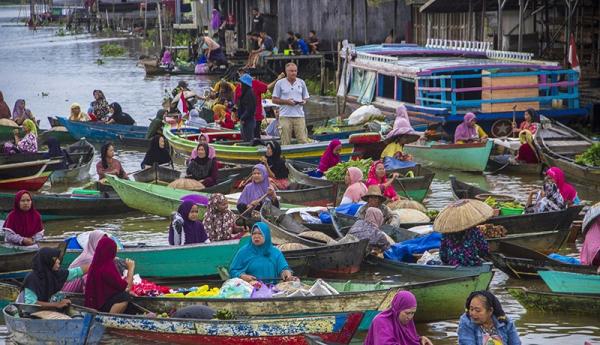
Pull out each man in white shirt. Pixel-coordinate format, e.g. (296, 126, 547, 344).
(272, 63, 310, 145)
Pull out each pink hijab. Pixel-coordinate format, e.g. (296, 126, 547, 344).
(454, 112, 477, 143)
(318, 139, 342, 173)
(364, 207, 384, 227)
(546, 167, 577, 203)
(364, 290, 420, 345)
(341, 167, 367, 203)
(581, 222, 600, 265)
(191, 134, 216, 159)
(366, 161, 398, 200)
(385, 104, 418, 140)
(62, 230, 107, 293)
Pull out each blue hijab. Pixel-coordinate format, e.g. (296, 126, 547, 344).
(228, 222, 289, 283)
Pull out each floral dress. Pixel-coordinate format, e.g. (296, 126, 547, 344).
(440, 228, 489, 266)
(17, 133, 38, 153)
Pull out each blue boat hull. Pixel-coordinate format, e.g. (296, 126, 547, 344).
(56, 117, 150, 146)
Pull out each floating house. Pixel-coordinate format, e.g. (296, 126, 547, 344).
(340, 39, 586, 136)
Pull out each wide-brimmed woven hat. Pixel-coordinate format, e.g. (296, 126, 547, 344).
(582, 202, 600, 236)
(361, 185, 387, 202)
(433, 199, 494, 234)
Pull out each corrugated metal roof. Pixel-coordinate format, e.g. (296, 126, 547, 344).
(420, 0, 521, 13)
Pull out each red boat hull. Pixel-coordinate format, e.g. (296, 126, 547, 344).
(0, 175, 49, 191)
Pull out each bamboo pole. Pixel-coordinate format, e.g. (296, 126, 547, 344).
(157, 1, 163, 48)
(335, 41, 341, 116)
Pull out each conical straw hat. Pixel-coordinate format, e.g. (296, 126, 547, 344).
(582, 202, 600, 236)
(388, 199, 427, 213)
(168, 178, 204, 191)
(433, 199, 494, 234)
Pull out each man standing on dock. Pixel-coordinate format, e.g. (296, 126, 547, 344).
(272, 62, 310, 145)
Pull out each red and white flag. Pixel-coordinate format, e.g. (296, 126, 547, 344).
(568, 33, 580, 73)
(177, 91, 188, 116)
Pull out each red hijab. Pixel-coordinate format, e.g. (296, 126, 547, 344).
(4, 190, 43, 238)
(318, 139, 342, 173)
(84, 237, 127, 310)
(366, 161, 398, 200)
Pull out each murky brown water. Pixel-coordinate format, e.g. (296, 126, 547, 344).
(1, 5, 599, 344)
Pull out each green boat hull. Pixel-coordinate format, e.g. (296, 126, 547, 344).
(404, 141, 493, 172)
(59, 237, 250, 279)
(507, 287, 600, 316)
(538, 270, 600, 294)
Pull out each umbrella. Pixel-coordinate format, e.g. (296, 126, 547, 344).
(433, 199, 494, 234)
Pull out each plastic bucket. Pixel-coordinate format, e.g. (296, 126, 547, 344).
(500, 206, 524, 216)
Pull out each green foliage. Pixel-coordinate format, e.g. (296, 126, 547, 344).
(100, 43, 126, 57)
(56, 28, 66, 36)
(215, 309, 235, 320)
(324, 159, 373, 182)
(575, 142, 600, 167)
(305, 78, 337, 97)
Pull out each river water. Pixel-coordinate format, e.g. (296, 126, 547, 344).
(1, 5, 599, 344)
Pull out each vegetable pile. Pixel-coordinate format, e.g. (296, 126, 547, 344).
(575, 142, 600, 167)
(484, 196, 523, 209)
(425, 209, 439, 219)
(324, 159, 372, 182)
(477, 224, 508, 238)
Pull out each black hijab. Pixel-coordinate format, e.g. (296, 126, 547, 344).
(266, 141, 288, 179)
(109, 102, 135, 125)
(22, 248, 69, 302)
(141, 135, 172, 168)
(187, 143, 213, 180)
(146, 109, 166, 139)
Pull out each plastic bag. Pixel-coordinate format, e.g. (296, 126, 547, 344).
(251, 282, 275, 298)
(335, 203, 363, 216)
(195, 63, 208, 75)
(266, 119, 280, 137)
(186, 285, 220, 298)
(348, 105, 382, 125)
(417, 250, 441, 265)
(219, 278, 254, 299)
(383, 156, 417, 170)
(548, 253, 581, 265)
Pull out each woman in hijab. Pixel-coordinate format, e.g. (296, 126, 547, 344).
(44, 137, 69, 170)
(141, 135, 172, 169)
(169, 201, 209, 245)
(454, 113, 488, 144)
(581, 203, 600, 269)
(190, 133, 216, 160)
(237, 74, 257, 143)
(340, 167, 368, 205)
(260, 141, 289, 190)
(146, 108, 166, 139)
(381, 104, 419, 160)
(85, 237, 135, 313)
(458, 291, 521, 345)
(229, 222, 294, 284)
(62, 230, 107, 293)
(91, 90, 110, 121)
(96, 142, 128, 179)
(514, 130, 539, 164)
(186, 109, 208, 129)
(12, 119, 38, 153)
(19, 247, 89, 307)
(203, 193, 241, 241)
(365, 290, 433, 345)
(366, 161, 400, 201)
(237, 164, 279, 213)
(212, 103, 235, 129)
(0, 91, 11, 119)
(525, 173, 566, 214)
(545, 166, 579, 206)
(186, 143, 218, 187)
(161, 49, 173, 67)
(12, 99, 35, 125)
(69, 103, 90, 122)
(348, 207, 392, 251)
(107, 102, 135, 125)
(312, 139, 342, 177)
(3, 190, 44, 247)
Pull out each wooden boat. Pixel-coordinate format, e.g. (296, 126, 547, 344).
(131, 162, 253, 188)
(0, 282, 19, 309)
(0, 241, 66, 280)
(47, 139, 95, 185)
(4, 303, 104, 345)
(164, 124, 357, 165)
(486, 155, 542, 175)
(538, 271, 600, 294)
(286, 160, 434, 203)
(449, 176, 583, 234)
(403, 141, 493, 172)
(74, 305, 362, 345)
(366, 255, 493, 282)
(0, 168, 51, 191)
(105, 175, 297, 218)
(0, 188, 133, 221)
(261, 204, 369, 275)
(536, 115, 600, 189)
(487, 229, 570, 254)
(278, 182, 337, 207)
(0, 157, 53, 180)
(507, 287, 600, 316)
(487, 242, 596, 279)
(56, 116, 150, 146)
(341, 43, 586, 135)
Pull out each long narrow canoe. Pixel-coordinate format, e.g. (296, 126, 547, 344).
(48, 139, 95, 185)
(164, 124, 356, 164)
(487, 242, 596, 279)
(536, 116, 600, 190)
(287, 160, 434, 203)
(56, 116, 150, 146)
(74, 306, 362, 345)
(403, 140, 493, 172)
(132, 163, 253, 186)
(4, 304, 105, 345)
(487, 155, 542, 175)
(68, 274, 491, 332)
(487, 229, 570, 254)
(449, 176, 583, 235)
(0, 242, 66, 277)
(0, 283, 19, 309)
(105, 175, 298, 218)
(507, 287, 600, 316)
(538, 271, 600, 294)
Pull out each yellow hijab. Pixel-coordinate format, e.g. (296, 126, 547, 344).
(22, 119, 37, 136)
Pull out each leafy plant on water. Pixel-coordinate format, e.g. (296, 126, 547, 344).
(100, 43, 126, 57)
(56, 28, 66, 36)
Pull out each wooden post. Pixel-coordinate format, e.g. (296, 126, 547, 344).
(335, 41, 341, 115)
(467, 0, 472, 40)
(320, 55, 325, 96)
(157, 1, 163, 48)
(518, 0, 524, 52)
(480, 0, 485, 41)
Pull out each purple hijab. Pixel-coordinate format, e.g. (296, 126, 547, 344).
(318, 139, 342, 173)
(211, 9, 221, 30)
(238, 164, 270, 205)
(169, 201, 208, 245)
(364, 291, 420, 345)
(454, 112, 477, 143)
